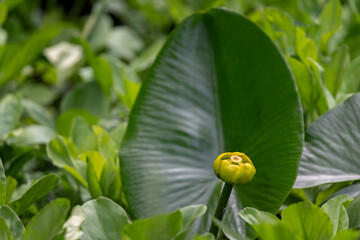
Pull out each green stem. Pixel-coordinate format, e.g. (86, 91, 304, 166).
(209, 183, 234, 237)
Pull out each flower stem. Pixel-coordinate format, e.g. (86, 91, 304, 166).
(209, 183, 234, 237)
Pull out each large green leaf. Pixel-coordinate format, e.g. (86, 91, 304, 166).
(21, 198, 70, 240)
(120, 8, 303, 232)
(295, 93, 360, 188)
(80, 197, 130, 240)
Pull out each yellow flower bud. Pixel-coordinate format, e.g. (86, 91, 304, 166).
(213, 152, 256, 185)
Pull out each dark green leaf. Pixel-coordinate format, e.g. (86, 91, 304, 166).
(21, 199, 70, 240)
(9, 174, 60, 215)
(120, 8, 303, 233)
(295, 93, 360, 188)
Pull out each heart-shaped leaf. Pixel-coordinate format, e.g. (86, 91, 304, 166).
(120, 8, 303, 233)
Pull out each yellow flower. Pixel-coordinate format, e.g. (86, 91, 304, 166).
(213, 152, 256, 185)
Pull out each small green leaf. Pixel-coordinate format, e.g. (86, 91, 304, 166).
(287, 57, 315, 112)
(60, 81, 109, 118)
(86, 154, 103, 199)
(9, 174, 60, 215)
(347, 193, 360, 228)
(22, 99, 54, 129)
(47, 136, 77, 168)
(70, 117, 97, 153)
(316, 0, 342, 52)
(324, 45, 350, 98)
(0, 157, 5, 185)
(5, 125, 56, 146)
(92, 126, 117, 161)
(294, 27, 317, 65)
(211, 218, 248, 240)
(0, 180, 5, 205)
(0, 205, 24, 239)
(99, 160, 121, 200)
(174, 204, 207, 240)
(56, 109, 98, 137)
(281, 202, 333, 240)
(0, 94, 22, 139)
(80, 197, 130, 240)
(0, 218, 13, 240)
(21, 199, 70, 240)
(321, 194, 353, 235)
(121, 210, 182, 240)
(238, 207, 280, 228)
(5, 177, 17, 203)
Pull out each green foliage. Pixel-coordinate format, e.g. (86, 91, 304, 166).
(239, 196, 359, 240)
